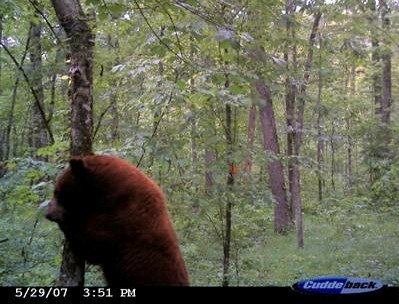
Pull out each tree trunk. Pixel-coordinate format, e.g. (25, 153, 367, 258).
(48, 28, 66, 126)
(107, 34, 120, 144)
(7, 75, 19, 159)
(204, 147, 215, 194)
(110, 93, 119, 144)
(190, 104, 199, 213)
(188, 35, 199, 190)
(5, 34, 31, 159)
(52, 0, 94, 157)
(204, 102, 216, 195)
(291, 163, 303, 248)
(223, 103, 234, 287)
(284, 0, 297, 223)
(317, 123, 324, 203)
(330, 122, 336, 191)
(369, 0, 382, 117)
(295, 11, 322, 149)
(51, 0, 95, 286)
(254, 80, 289, 234)
(316, 36, 324, 203)
(346, 116, 352, 190)
(243, 104, 256, 185)
(190, 106, 198, 188)
(286, 83, 295, 219)
(0, 131, 3, 161)
(292, 10, 321, 248)
(29, 20, 48, 157)
(346, 64, 355, 192)
(380, 0, 391, 128)
(367, 0, 391, 182)
(222, 46, 234, 286)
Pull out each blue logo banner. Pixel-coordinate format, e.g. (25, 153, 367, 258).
(293, 277, 384, 294)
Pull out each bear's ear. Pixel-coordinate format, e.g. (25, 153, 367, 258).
(69, 158, 87, 175)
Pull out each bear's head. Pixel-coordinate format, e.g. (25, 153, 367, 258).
(46, 158, 95, 227)
(46, 156, 121, 263)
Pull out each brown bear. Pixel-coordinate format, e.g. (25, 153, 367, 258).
(45, 154, 189, 286)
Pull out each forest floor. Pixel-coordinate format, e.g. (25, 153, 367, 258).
(184, 206, 399, 286)
(2, 195, 398, 286)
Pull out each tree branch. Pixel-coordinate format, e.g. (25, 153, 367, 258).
(136, 89, 171, 168)
(174, 1, 222, 28)
(136, 69, 180, 168)
(132, 0, 195, 69)
(28, 0, 65, 49)
(92, 101, 114, 141)
(295, 10, 322, 150)
(0, 41, 55, 144)
(155, 0, 184, 56)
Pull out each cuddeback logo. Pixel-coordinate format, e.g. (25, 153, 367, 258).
(293, 277, 384, 294)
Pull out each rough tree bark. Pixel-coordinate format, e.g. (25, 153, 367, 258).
(52, 0, 94, 157)
(255, 80, 289, 234)
(51, 0, 94, 286)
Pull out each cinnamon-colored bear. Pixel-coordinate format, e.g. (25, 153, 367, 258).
(46, 154, 189, 286)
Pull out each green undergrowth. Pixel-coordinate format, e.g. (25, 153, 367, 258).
(1, 160, 398, 286)
(183, 208, 399, 286)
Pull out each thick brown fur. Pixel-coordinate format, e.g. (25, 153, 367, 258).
(46, 154, 189, 286)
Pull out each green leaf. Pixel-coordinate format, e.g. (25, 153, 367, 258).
(176, 80, 187, 90)
(107, 3, 126, 18)
(211, 74, 225, 86)
(229, 85, 247, 95)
